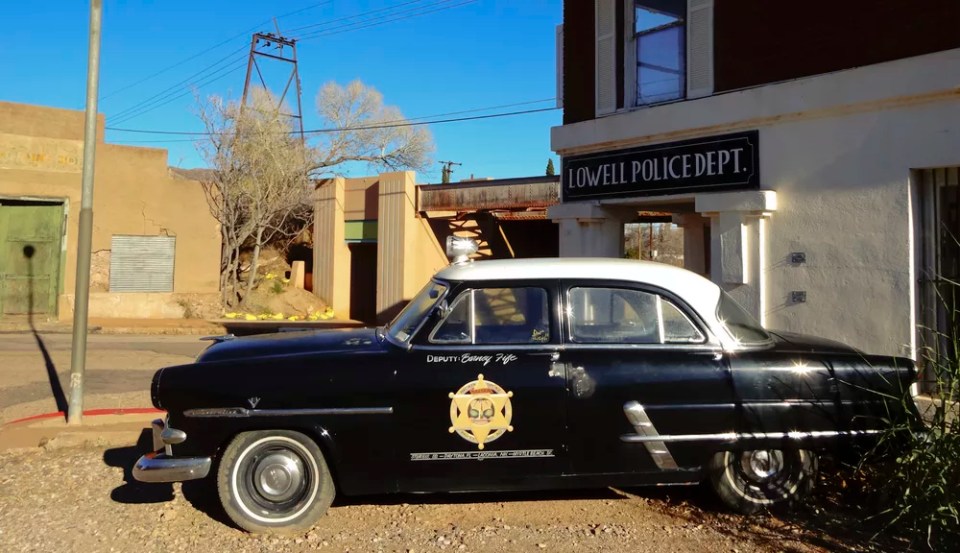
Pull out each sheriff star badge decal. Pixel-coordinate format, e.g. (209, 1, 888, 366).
(449, 374, 514, 449)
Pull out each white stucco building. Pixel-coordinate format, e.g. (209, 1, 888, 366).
(550, 0, 960, 370)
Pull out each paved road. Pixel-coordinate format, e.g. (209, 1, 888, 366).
(0, 333, 209, 421)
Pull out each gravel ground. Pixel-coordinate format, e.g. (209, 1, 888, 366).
(0, 443, 888, 553)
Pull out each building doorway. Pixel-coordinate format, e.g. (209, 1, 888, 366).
(624, 222, 684, 266)
(622, 207, 709, 277)
(0, 200, 64, 319)
(916, 167, 960, 385)
(348, 242, 377, 324)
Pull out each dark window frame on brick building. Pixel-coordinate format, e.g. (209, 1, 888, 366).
(633, 0, 687, 106)
(595, 0, 714, 117)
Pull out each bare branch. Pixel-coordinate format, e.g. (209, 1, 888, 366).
(312, 79, 434, 175)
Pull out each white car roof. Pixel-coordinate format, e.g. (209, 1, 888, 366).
(434, 258, 731, 346)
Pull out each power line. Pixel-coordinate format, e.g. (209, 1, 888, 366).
(101, 1, 331, 101)
(286, 0, 429, 33)
(104, 0, 472, 125)
(296, 0, 463, 39)
(107, 97, 557, 135)
(109, 106, 560, 143)
(108, 47, 247, 122)
(298, 0, 477, 42)
(109, 59, 248, 125)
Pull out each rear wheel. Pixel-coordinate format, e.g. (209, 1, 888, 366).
(217, 430, 335, 534)
(708, 449, 817, 514)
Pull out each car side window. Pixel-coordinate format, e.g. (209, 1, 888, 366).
(430, 287, 551, 345)
(567, 287, 704, 345)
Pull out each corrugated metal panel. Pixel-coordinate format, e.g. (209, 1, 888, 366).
(109, 235, 175, 292)
(418, 180, 559, 212)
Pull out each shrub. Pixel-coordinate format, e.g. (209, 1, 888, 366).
(864, 323, 959, 550)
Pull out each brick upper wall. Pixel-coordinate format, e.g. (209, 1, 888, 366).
(714, 0, 960, 92)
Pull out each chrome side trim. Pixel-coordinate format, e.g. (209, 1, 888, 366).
(184, 406, 394, 418)
(255, 407, 394, 416)
(199, 334, 235, 342)
(183, 407, 249, 418)
(133, 453, 211, 483)
(620, 429, 883, 443)
(622, 401, 679, 470)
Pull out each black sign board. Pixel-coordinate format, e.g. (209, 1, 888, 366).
(561, 130, 759, 201)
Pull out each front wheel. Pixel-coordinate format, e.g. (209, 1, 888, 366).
(217, 430, 335, 534)
(708, 449, 817, 514)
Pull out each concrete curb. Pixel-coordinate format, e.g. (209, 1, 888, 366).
(0, 408, 163, 452)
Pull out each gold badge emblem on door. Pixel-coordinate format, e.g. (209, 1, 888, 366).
(449, 374, 514, 449)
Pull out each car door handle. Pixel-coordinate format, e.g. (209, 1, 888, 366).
(548, 362, 567, 378)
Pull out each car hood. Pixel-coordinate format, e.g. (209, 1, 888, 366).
(196, 327, 386, 363)
(767, 329, 860, 354)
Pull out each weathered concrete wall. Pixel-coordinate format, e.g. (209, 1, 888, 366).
(343, 176, 380, 221)
(313, 178, 351, 317)
(376, 171, 447, 323)
(0, 102, 105, 143)
(0, 101, 220, 320)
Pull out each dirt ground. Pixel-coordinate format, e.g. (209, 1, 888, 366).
(0, 441, 917, 553)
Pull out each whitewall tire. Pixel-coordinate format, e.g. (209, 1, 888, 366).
(217, 430, 335, 534)
(708, 449, 817, 514)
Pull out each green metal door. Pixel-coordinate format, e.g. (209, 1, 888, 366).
(0, 203, 64, 317)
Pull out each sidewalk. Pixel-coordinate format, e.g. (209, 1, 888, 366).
(0, 317, 366, 336)
(0, 317, 226, 335)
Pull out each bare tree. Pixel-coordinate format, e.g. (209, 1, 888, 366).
(197, 88, 314, 307)
(313, 80, 433, 173)
(195, 81, 433, 308)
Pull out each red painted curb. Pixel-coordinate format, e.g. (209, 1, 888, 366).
(3, 407, 164, 427)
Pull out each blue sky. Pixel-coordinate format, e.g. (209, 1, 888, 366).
(3, 0, 562, 182)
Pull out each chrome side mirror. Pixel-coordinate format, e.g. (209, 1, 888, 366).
(435, 299, 452, 319)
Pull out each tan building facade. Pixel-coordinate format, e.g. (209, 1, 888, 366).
(0, 101, 220, 320)
(313, 173, 560, 323)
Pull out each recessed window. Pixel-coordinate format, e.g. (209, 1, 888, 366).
(635, 0, 686, 106)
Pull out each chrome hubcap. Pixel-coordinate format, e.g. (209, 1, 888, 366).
(253, 451, 304, 503)
(740, 449, 783, 480)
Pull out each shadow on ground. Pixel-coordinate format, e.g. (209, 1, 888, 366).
(181, 475, 236, 528)
(103, 429, 174, 504)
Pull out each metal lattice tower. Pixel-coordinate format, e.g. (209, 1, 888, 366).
(241, 32, 305, 143)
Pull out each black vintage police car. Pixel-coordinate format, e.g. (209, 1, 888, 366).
(134, 238, 920, 534)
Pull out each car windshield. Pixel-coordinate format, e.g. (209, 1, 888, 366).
(716, 291, 771, 345)
(386, 280, 449, 344)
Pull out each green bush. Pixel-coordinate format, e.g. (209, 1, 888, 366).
(864, 327, 959, 550)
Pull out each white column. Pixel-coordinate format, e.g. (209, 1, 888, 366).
(548, 202, 630, 258)
(697, 191, 777, 325)
(672, 213, 708, 276)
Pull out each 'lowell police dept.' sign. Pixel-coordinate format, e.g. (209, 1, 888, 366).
(561, 131, 759, 201)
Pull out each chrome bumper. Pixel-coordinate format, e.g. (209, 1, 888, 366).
(133, 452, 211, 482)
(132, 417, 210, 483)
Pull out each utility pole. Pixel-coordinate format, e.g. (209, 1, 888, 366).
(68, 0, 103, 425)
(241, 31, 305, 144)
(439, 160, 461, 184)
